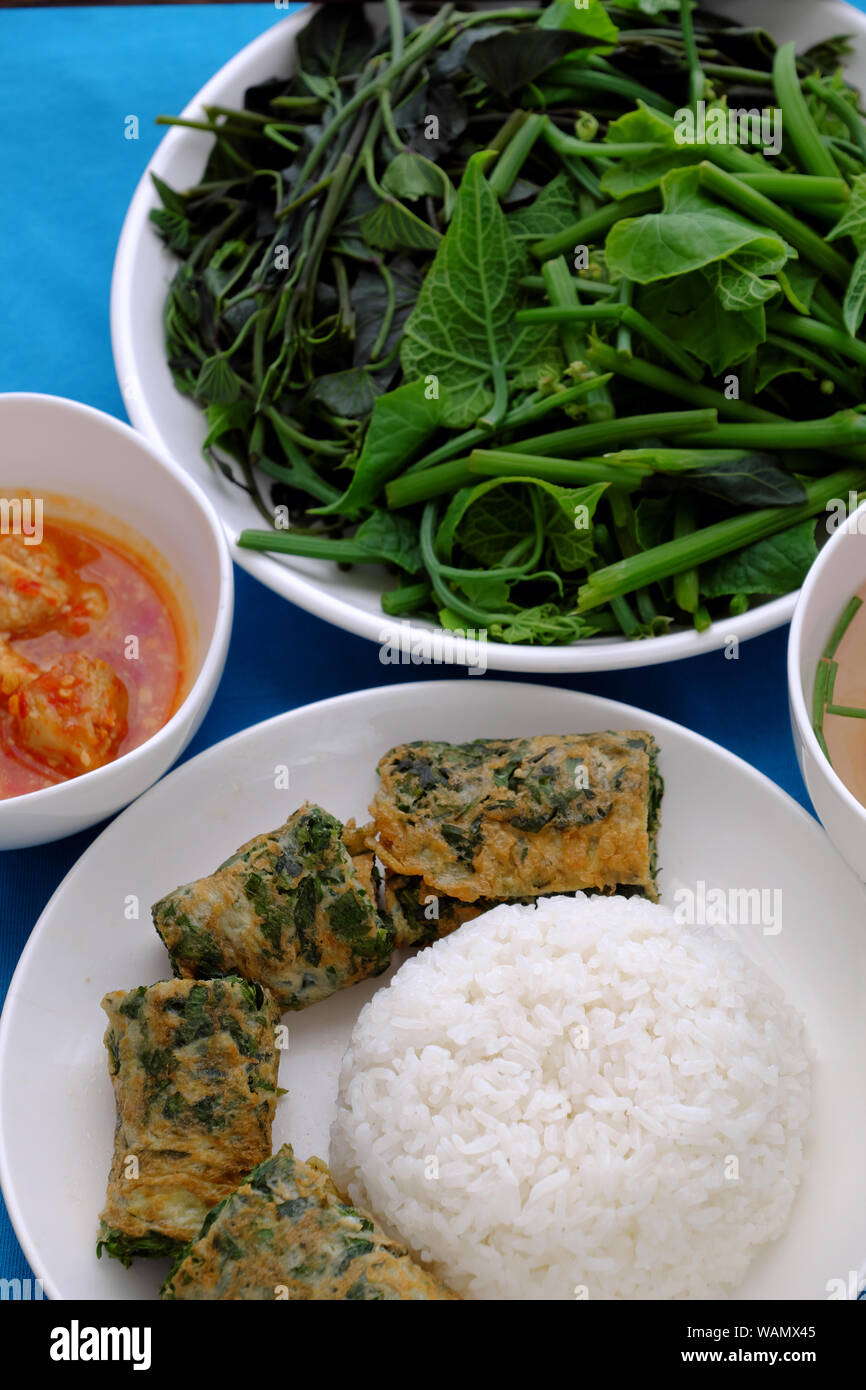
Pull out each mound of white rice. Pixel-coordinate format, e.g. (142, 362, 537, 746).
(330, 895, 811, 1301)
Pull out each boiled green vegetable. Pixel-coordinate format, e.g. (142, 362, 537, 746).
(151, 0, 866, 646)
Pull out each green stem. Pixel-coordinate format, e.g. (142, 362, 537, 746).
(519, 275, 617, 298)
(269, 96, 326, 112)
(382, 582, 432, 617)
(697, 162, 851, 285)
(468, 449, 646, 488)
(456, 6, 540, 23)
(263, 124, 299, 154)
(237, 531, 386, 563)
(616, 279, 633, 356)
(264, 405, 345, 458)
(385, 0, 404, 62)
(532, 191, 660, 261)
(702, 63, 774, 85)
(584, 339, 782, 423)
(804, 76, 866, 161)
(672, 495, 700, 615)
(770, 312, 866, 368)
(607, 489, 657, 625)
(403, 375, 613, 477)
(540, 256, 615, 421)
(387, 460, 475, 508)
(592, 524, 641, 637)
(509, 409, 718, 458)
(735, 171, 849, 207)
(693, 605, 712, 633)
(378, 86, 406, 156)
(293, 6, 456, 193)
(155, 115, 275, 142)
(611, 447, 757, 471)
(419, 504, 513, 626)
(543, 64, 677, 116)
(540, 259, 583, 364)
(579, 469, 866, 609)
(826, 140, 866, 178)
(679, 0, 706, 106)
(517, 304, 703, 383)
(638, 103, 766, 175)
(477, 362, 509, 431)
(812, 283, 846, 329)
(369, 259, 396, 362)
(298, 151, 356, 321)
(765, 332, 862, 398)
(679, 410, 866, 451)
(253, 453, 340, 506)
(202, 105, 302, 128)
(773, 41, 842, 180)
(275, 170, 335, 219)
(487, 109, 528, 156)
(489, 114, 544, 199)
(543, 135, 666, 160)
(824, 594, 863, 658)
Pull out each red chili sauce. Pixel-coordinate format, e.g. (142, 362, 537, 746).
(0, 518, 187, 798)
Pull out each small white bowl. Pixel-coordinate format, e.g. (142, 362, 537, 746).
(788, 503, 866, 880)
(0, 394, 233, 848)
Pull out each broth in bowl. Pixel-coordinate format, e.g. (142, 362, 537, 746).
(813, 588, 866, 810)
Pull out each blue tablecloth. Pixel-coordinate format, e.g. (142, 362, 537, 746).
(1, 1, 863, 1289)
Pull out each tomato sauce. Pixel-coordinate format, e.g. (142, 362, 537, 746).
(0, 516, 188, 798)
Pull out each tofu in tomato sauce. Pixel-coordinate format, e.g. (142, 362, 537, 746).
(0, 513, 187, 797)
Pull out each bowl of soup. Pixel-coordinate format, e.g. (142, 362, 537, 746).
(789, 501, 866, 881)
(0, 393, 233, 848)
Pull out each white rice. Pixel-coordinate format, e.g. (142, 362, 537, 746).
(330, 895, 811, 1300)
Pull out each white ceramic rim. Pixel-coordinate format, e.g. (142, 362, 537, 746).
(109, 8, 803, 674)
(788, 502, 866, 834)
(0, 675, 847, 1297)
(0, 392, 235, 815)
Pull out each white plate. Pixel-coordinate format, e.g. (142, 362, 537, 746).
(1, 680, 865, 1300)
(110, 1, 866, 673)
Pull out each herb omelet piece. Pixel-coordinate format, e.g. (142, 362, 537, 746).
(152, 804, 394, 1011)
(161, 1145, 458, 1301)
(369, 733, 663, 905)
(385, 872, 488, 947)
(383, 873, 647, 948)
(97, 977, 280, 1266)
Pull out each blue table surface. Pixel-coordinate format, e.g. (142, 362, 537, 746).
(2, 1, 864, 1291)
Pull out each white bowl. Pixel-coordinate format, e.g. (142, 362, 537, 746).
(111, 0, 866, 672)
(789, 504, 866, 880)
(0, 394, 233, 848)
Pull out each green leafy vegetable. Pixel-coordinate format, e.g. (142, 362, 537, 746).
(381, 152, 456, 220)
(319, 379, 445, 519)
(827, 174, 866, 251)
(353, 511, 422, 575)
(686, 454, 808, 507)
(464, 28, 597, 97)
(360, 200, 442, 252)
(401, 153, 560, 428)
(538, 0, 619, 48)
(607, 168, 794, 285)
(150, 0, 866, 647)
(638, 273, 767, 373)
(843, 249, 866, 336)
(509, 171, 583, 241)
(700, 519, 819, 597)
